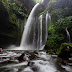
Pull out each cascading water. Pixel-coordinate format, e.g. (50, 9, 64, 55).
(9, 3, 51, 50)
(66, 27, 71, 43)
(20, 3, 39, 50)
(45, 11, 51, 41)
(39, 15, 43, 49)
(39, 12, 51, 50)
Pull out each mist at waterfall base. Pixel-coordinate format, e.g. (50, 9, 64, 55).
(8, 3, 51, 50)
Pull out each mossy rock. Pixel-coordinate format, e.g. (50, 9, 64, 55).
(70, 53, 72, 56)
(48, 51, 53, 54)
(57, 43, 72, 55)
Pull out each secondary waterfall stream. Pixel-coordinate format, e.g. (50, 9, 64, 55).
(39, 15, 43, 49)
(46, 11, 51, 41)
(66, 27, 71, 43)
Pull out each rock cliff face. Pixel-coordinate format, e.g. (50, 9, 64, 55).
(0, 2, 18, 48)
(0, 0, 35, 48)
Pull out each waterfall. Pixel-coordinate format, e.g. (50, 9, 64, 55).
(39, 12, 51, 50)
(9, 4, 51, 50)
(46, 12, 48, 41)
(66, 27, 71, 43)
(20, 3, 39, 50)
(45, 11, 51, 44)
(39, 15, 43, 49)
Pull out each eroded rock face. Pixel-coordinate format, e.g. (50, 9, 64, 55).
(0, 1, 19, 48)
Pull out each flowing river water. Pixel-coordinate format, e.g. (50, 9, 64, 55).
(0, 50, 72, 72)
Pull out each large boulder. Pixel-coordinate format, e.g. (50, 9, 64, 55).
(57, 43, 72, 65)
(18, 51, 38, 62)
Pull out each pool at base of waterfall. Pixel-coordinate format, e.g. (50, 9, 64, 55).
(0, 50, 72, 72)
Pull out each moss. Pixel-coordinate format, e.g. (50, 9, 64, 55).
(48, 51, 53, 54)
(57, 43, 72, 55)
(33, 0, 42, 3)
(70, 53, 72, 56)
(1, 0, 28, 41)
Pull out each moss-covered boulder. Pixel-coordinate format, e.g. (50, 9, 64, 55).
(57, 43, 72, 62)
(57, 43, 72, 55)
(57, 43, 72, 65)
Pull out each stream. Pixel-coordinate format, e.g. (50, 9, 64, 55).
(0, 50, 72, 72)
